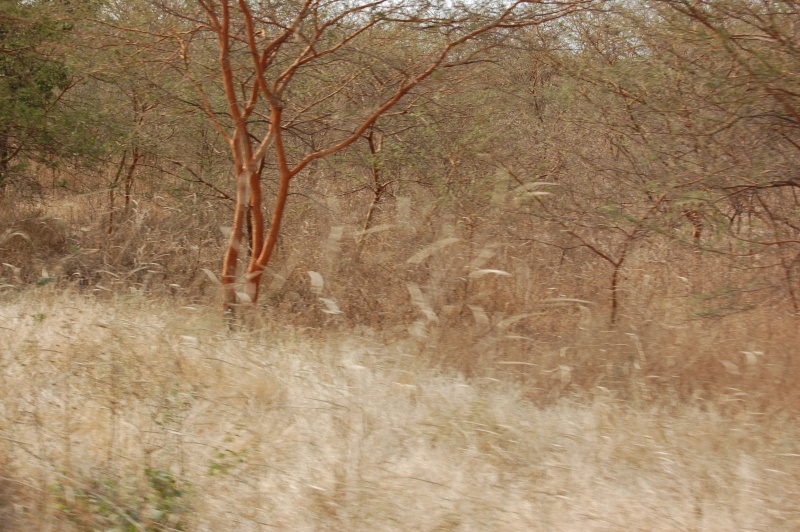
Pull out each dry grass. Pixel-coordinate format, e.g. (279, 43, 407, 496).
(1, 182, 798, 530)
(0, 193, 224, 298)
(1, 288, 798, 530)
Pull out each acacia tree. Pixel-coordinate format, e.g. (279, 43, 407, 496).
(654, 0, 800, 309)
(158, 0, 590, 313)
(490, 0, 800, 322)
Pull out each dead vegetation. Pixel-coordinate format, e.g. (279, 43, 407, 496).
(0, 287, 798, 530)
(1, 1, 799, 528)
(1, 186, 798, 529)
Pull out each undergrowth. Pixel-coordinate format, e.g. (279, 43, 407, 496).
(0, 188, 798, 529)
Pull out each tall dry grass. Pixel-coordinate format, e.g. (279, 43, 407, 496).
(1, 178, 798, 529)
(0, 190, 225, 299)
(1, 185, 798, 408)
(0, 288, 798, 530)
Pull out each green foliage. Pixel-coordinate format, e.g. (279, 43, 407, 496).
(53, 469, 189, 531)
(690, 283, 762, 318)
(208, 448, 247, 477)
(145, 469, 186, 524)
(0, 1, 68, 183)
(0, 0, 108, 188)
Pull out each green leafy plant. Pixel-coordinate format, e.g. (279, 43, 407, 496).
(208, 449, 246, 477)
(53, 469, 189, 531)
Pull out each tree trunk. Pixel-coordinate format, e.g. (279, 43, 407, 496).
(356, 129, 385, 258)
(0, 131, 10, 191)
(243, 105, 292, 304)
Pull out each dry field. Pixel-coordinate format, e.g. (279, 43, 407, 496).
(1, 288, 798, 531)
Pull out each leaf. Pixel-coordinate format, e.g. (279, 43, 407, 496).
(407, 237, 460, 264)
(720, 359, 740, 375)
(406, 282, 438, 322)
(468, 305, 490, 328)
(496, 312, 542, 330)
(559, 365, 572, 384)
(742, 351, 763, 365)
(235, 291, 253, 303)
(319, 298, 342, 315)
(513, 182, 559, 195)
(1, 231, 31, 244)
(468, 269, 511, 279)
(308, 271, 324, 294)
(541, 298, 594, 305)
(201, 268, 221, 285)
(2, 263, 21, 278)
(352, 223, 395, 239)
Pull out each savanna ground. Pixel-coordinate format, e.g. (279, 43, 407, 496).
(1, 194, 799, 531)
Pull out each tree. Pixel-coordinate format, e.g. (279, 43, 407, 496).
(484, 0, 800, 322)
(653, 0, 800, 310)
(0, 0, 72, 188)
(157, 0, 592, 314)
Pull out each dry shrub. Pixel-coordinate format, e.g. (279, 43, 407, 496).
(0, 204, 70, 284)
(227, 184, 800, 415)
(0, 191, 227, 299)
(2, 171, 797, 416)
